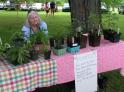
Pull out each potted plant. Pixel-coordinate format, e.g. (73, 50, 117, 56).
(4, 32, 30, 66)
(74, 19, 88, 49)
(64, 24, 78, 48)
(88, 28, 101, 47)
(102, 13, 121, 42)
(29, 34, 40, 60)
(67, 31, 79, 47)
(109, 28, 121, 43)
(88, 13, 101, 47)
(66, 30, 80, 54)
(52, 30, 67, 56)
(49, 32, 58, 48)
(41, 32, 51, 60)
(30, 31, 51, 60)
(43, 48, 51, 60)
(30, 31, 44, 54)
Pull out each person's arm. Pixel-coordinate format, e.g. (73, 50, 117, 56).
(40, 21, 48, 35)
(22, 26, 30, 40)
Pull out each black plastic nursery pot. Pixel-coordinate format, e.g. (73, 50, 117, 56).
(44, 50, 51, 60)
(9, 60, 19, 66)
(29, 50, 39, 60)
(103, 29, 110, 40)
(49, 38, 56, 48)
(79, 35, 87, 48)
(109, 32, 121, 43)
(103, 29, 121, 43)
(67, 36, 78, 47)
(88, 34, 101, 47)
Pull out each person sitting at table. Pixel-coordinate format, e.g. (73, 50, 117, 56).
(22, 11, 48, 40)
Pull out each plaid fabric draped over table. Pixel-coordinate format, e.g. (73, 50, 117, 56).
(0, 58, 57, 92)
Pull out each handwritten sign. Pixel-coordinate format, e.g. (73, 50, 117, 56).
(74, 51, 97, 92)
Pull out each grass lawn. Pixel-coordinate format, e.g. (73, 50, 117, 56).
(0, 11, 71, 42)
(0, 11, 124, 92)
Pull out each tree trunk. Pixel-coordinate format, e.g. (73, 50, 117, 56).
(69, 0, 101, 32)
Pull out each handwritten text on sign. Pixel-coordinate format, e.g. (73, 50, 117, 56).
(74, 51, 97, 92)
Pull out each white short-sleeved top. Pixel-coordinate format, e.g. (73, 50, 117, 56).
(22, 21, 48, 40)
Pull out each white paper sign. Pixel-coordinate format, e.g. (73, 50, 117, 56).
(74, 51, 97, 92)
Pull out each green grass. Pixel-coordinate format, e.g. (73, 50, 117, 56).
(98, 70, 124, 92)
(117, 14, 124, 39)
(0, 11, 71, 42)
(0, 11, 124, 92)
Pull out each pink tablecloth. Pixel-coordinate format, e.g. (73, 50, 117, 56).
(53, 40, 124, 84)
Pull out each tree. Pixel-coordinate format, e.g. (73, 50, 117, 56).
(102, 0, 124, 8)
(69, 0, 101, 32)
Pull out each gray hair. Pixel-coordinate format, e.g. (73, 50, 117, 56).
(24, 11, 42, 27)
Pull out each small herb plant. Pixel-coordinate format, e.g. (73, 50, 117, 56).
(72, 18, 86, 34)
(0, 37, 11, 59)
(5, 32, 30, 65)
(53, 30, 67, 49)
(88, 13, 102, 36)
(103, 12, 119, 30)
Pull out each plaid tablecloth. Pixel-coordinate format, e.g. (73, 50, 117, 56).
(0, 58, 57, 92)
